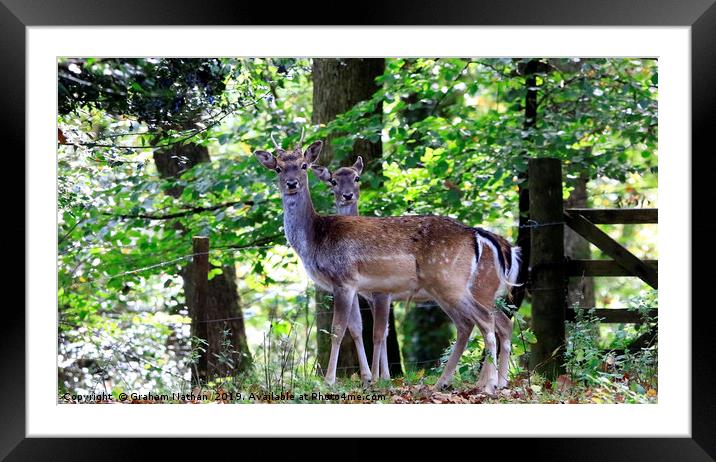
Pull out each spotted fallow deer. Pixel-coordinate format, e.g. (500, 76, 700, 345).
(311, 158, 521, 389)
(254, 134, 520, 393)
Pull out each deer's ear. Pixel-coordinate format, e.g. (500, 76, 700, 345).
(303, 140, 323, 165)
(352, 156, 364, 175)
(311, 165, 333, 183)
(254, 150, 277, 170)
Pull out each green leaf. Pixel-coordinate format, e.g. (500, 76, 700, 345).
(207, 268, 223, 280)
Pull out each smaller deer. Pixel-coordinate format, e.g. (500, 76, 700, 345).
(312, 157, 393, 380)
(312, 158, 520, 387)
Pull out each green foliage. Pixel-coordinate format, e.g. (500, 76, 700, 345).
(59, 309, 192, 395)
(565, 307, 605, 383)
(509, 308, 538, 368)
(59, 58, 230, 128)
(565, 291, 658, 402)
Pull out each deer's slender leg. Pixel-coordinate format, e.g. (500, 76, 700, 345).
(367, 298, 380, 380)
(474, 311, 499, 394)
(380, 317, 390, 380)
(370, 293, 391, 382)
(475, 329, 499, 389)
(325, 286, 356, 386)
(435, 319, 473, 389)
(494, 310, 513, 389)
(476, 338, 489, 389)
(347, 294, 372, 384)
(476, 359, 488, 389)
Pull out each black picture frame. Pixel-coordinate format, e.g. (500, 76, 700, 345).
(3, 0, 714, 459)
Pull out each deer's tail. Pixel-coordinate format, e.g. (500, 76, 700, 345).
(474, 228, 522, 297)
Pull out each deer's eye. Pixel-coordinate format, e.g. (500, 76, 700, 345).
(301, 163, 308, 170)
(355, 176, 360, 182)
(275, 167, 282, 173)
(330, 180, 337, 186)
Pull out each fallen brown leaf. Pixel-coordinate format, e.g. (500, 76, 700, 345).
(556, 374, 573, 393)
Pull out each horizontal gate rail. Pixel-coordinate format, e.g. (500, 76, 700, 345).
(565, 308, 656, 324)
(567, 259, 658, 277)
(565, 208, 658, 224)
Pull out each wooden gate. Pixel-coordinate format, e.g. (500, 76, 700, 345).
(526, 158, 658, 378)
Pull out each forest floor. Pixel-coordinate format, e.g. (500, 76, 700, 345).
(385, 376, 657, 404)
(59, 373, 657, 404)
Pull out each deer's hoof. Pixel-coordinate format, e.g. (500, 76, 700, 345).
(434, 381, 451, 391)
(481, 384, 497, 396)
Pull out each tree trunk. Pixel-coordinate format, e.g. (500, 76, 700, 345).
(311, 58, 384, 168)
(153, 143, 252, 384)
(528, 158, 566, 379)
(311, 58, 403, 377)
(512, 59, 541, 309)
(564, 176, 596, 309)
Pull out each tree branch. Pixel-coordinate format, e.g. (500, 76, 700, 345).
(216, 233, 285, 250)
(59, 217, 85, 244)
(106, 200, 256, 221)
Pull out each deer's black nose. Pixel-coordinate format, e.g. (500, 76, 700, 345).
(343, 193, 353, 200)
(286, 180, 298, 189)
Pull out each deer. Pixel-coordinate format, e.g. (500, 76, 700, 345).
(254, 132, 520, 393)
(311, 157, 521, 388)
(310, 156, 392, 381)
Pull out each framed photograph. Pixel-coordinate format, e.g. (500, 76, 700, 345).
(5, 0, 714, 458)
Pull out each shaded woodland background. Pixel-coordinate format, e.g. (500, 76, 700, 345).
(58, 58, 658, 403)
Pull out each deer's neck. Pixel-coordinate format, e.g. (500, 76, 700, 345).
(336, 202, 358, 217)
(282, 187, 317, 258)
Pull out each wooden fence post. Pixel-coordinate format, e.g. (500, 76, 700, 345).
(528, 158, 566, 379)
(192, 236, 210, 383)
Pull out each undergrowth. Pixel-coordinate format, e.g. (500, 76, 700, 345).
(68, 292, 658, 404)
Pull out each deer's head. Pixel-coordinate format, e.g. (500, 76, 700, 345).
(254, 131, 323, 197)
(311, 157, 363, 208)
